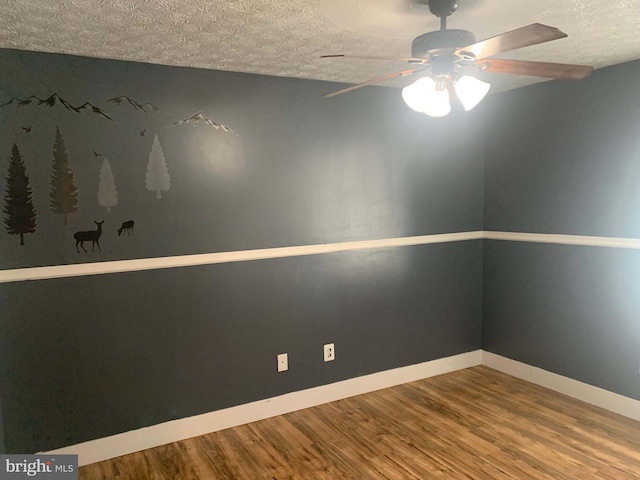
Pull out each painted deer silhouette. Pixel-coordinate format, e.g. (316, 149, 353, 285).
(74, 221, 104, 253)
(117, 220, 135, 236)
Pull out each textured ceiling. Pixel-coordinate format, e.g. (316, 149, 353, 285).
(1, 0, 639, 94)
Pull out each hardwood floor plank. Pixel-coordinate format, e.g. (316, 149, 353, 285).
(79, 366, 640, 479)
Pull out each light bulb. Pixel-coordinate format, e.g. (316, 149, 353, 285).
(454, 75, 491, 111)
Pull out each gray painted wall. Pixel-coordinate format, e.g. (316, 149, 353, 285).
(0, 400, 5, 454)
(0, 49, 484, 269)
(0, 49, 484, 453)
(1, 243, 482, 453)
(483, 61, 640, 237)
(482, 60, 640, 401)
(483, 241, 640, 400)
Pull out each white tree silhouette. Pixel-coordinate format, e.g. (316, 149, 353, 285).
(97, 157, 117, 213)
(145, 134, 170, 199)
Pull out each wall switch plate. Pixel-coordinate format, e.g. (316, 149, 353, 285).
(277, 353, 288, 372)
(324, 343, 335, 362)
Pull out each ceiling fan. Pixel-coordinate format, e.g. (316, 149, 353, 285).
(321, 0, 593, 116)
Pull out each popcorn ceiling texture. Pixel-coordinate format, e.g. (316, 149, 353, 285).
(0, 0, 638, 93)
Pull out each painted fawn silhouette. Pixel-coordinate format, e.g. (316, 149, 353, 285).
(74, 221, 104, 253)
(117, 220, 135, 236)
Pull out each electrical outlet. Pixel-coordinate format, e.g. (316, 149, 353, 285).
(324, 343, 335, 362)
(277, 353, 288, 372)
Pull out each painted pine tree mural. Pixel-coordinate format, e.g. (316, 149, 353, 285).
(97, 157, 118, 212)
(3, 143, 37, 245)
(145, 134, 170, 199)
(50, 126, 79, 224)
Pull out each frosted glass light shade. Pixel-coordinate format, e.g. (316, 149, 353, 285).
(423, 88, 451, 117)
(454, 75, 491, 111)
(402, 77, 451, 117)
(402, 77, 437, 113)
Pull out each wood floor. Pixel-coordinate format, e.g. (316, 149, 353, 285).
(80, 366, 640, 479)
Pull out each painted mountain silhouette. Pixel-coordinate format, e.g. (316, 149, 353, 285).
(170, 111, 238, 136)
(106, 96, 161, 112)
(0, 93, 113, 120)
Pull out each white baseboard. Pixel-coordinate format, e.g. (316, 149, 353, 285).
(44, 350, 640, 467)
(45, 350, 482, 466)
(482, 351, 640, 422)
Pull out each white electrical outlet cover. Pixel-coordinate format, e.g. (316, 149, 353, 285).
(277, 353, 288, 372)
(324, 343, 335, 362)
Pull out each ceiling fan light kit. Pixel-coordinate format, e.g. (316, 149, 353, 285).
(321, 0, 593, 118)
(402, 75, 490, 116)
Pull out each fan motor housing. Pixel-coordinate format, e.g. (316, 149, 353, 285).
(411, 29, 476, 58)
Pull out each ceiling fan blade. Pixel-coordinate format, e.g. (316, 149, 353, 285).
(321, 54, 428, 64)
(458, 23, 567, 60)
(478, 58, 593, 80)
(322, 69, 418, 98)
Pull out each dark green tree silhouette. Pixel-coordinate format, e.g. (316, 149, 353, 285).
(49, 126, 78, 224)
(3, 143, 37, 245)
